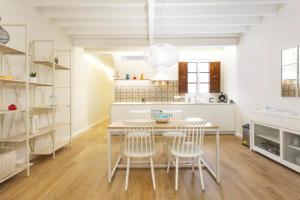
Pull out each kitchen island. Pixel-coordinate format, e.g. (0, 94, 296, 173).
(110, 102, 236, 133)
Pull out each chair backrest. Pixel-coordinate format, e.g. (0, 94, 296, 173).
(162, 110, 183, 120)
(124, 120, 155, 155)
(172, 119, 206, 154)
(130, 110, 151, 120)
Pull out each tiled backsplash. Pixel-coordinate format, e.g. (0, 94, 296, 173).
(115, 80, 181, 102)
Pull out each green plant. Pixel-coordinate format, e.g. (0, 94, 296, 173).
(29, 72, 37, 77)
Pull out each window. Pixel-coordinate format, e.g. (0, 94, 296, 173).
(187, 62, 210, 93)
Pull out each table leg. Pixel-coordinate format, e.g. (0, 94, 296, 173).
(108, 129, 111, 182)
(216, 129, 220, 183)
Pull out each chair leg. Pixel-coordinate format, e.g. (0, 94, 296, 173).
(197, 157, 205, 191)
(167, 153, 171, 173)
(150, 157, 156, 190)
(192, 158, 195, 173)
(163, 142, 167, 155)
(175, 157, 179, 191)
(125, 157, 130, 191)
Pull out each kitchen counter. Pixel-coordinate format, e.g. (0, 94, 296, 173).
(110, 102, 236, 133)
(112, 102, 234, 105)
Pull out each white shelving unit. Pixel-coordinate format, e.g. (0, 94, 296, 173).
(0, 24, 31, 184)
(29, 41, 71, 159)
(250, 110, 300, 173)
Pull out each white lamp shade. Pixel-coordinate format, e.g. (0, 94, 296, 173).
(145, 43, 180, 68)
(152, 66, 170, 81)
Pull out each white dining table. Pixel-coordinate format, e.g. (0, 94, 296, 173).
(107, 118, 221, 184)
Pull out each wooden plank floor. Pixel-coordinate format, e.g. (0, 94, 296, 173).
(0, 122, 300, 200)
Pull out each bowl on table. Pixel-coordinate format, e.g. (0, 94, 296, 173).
(153, 113, 170, 123)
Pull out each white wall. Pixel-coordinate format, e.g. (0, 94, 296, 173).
(72, 48, 114, 135)
(0, 0, 72, 49)
(234, 2, 300, 136)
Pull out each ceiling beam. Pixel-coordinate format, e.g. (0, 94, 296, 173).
(155, 5, 278, 18)
(71, 33, 240, 39)
(73, 37, 239, 48)
(156, 0, 295, 6)
(156, 26, 248, 34)
(26, 0, 293, 7)
(65, 25, 247, 35)
(39, 5, 277, 19)
(147, 0, 155, 45)
(54, 16, 261, 28)
(26, 0, 146, 7)
(54, 18, 147, 27)
(64, 28, 147, 35)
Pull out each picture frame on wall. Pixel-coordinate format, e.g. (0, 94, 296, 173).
(281, 46, 300, 97)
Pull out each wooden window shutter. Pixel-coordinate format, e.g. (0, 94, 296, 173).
(178, 62, 188, 93)
(210, 62, 221, 93)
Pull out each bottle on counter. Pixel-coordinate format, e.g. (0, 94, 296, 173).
(140, 73, 144, 80)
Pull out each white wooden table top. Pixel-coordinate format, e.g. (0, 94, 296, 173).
(108, 118, 220, 130)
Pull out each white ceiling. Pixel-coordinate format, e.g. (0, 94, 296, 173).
(26, 0, 293, 49)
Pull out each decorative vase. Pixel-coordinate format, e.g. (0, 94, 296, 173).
(126, 74, 130, 80)
(0, 18, 10, 45)
(29, 77, 37, 83)
(55, 57, 59, 64)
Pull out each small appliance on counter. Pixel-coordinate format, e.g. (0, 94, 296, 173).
(218, 92, 227, 103)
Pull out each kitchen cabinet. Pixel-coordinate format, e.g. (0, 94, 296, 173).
(110, 102, 236, 132)
(250, 110, 300, 173)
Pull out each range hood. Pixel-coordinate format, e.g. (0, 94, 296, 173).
(151, 66, 170, 81)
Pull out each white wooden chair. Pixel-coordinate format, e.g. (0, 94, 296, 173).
(167, 119, 206, 191)
(129, 110, 151, 120)
(162, 110, 183, 154)
(123, 120, 156, 191)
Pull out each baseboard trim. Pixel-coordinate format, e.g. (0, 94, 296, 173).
(72, 116, 109, 138)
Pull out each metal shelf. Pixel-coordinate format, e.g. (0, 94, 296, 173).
(0, 24, 31, 183)
(30, 106, 53, 110)
(0, 79, 53, 87)
(0, 134, 26, 142)
(29, 126, 54, 139)
(30, 42, 72, 160)
(0, 43, 26, 55)
(0, 78, 26, 84)
(31, 60, 53, 68)
(0, 163, 33, 184)
(0, 109, 26, 115)
(31, 138, 70, 155)
(32, 60, 70, 70)
(55, 63, 70, 70)
(30, 82, 53, 87)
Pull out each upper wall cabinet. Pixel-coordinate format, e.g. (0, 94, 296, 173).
(281, 46, 299, 97)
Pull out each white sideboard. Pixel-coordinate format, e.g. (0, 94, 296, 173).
(250, 110, 300, 173)
(110, 102, 236, 133)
